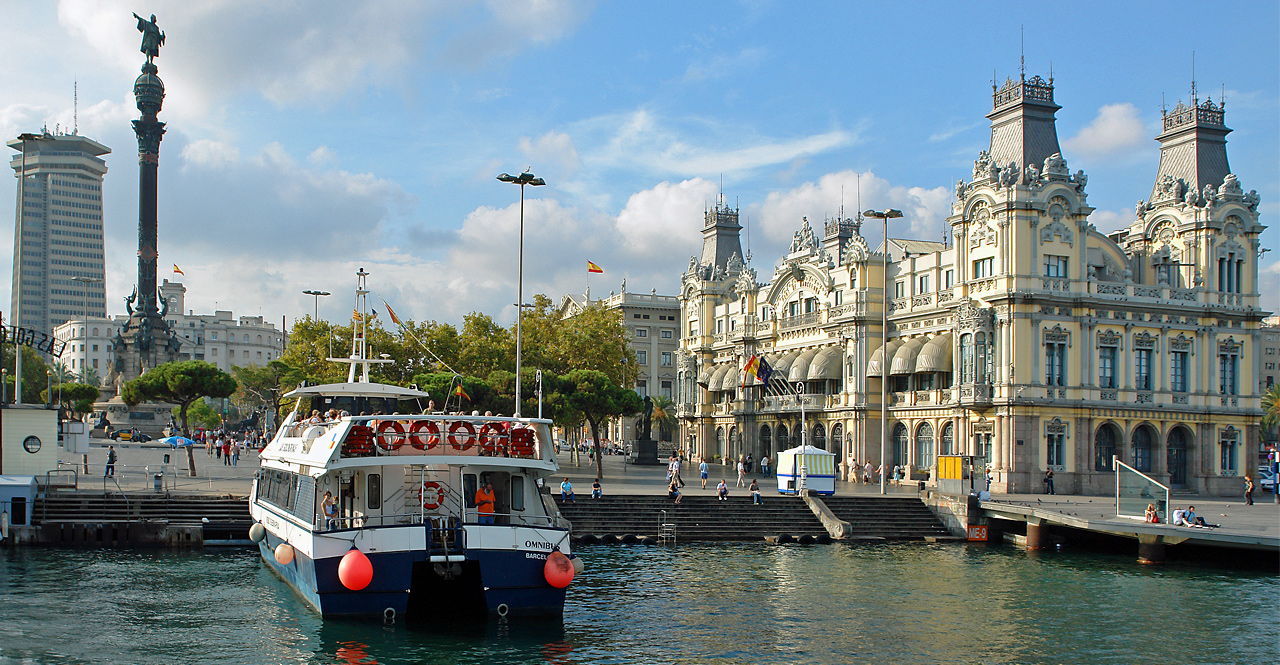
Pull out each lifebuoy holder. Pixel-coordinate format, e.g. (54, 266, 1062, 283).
(419, 481, 444, 510)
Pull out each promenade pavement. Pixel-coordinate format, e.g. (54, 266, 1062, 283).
(62, 438, 1279, 540)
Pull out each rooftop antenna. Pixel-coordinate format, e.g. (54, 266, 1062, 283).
(73, 80, 78, 134)
(1049, 61, 1053, 84)
(1190, 51, 1197, 102)
(856, 172, 862, 221)
(745, 214, 751, 263)
(1019, 25, 1025, 80)
(1161, 91, 1167, 115)
(840, 183, 845, 220)
(1221, 83, 1225, 109)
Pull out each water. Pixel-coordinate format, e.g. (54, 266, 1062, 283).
(0, 543, 1274, 664)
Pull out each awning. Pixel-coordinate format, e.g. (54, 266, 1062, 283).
(788, 349, 819, 382)
(867, 339, 902, 378)
(807, 347, 843, 381)
(720, 365, 744, 391)
(697, 365, 714, 386)
(890, 337, 927, 375)
(915, 334, 954, 373)
(770, 350, 800, 377)
(707, 365, 731, 390)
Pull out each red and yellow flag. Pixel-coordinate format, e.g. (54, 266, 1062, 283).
(587, 261, 604, 274)
(455, 384, 470, 401)
(173, 264, 184, 275)
(382, 300, 402, 326)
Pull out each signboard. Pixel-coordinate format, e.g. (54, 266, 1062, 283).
(967, 525, 988, 541)
(2, 325, 67, 358)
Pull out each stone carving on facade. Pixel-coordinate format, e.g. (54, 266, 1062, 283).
(1024, 162, 1040, 185)
(955, 180, 967, 200)
(957, 299, 994, 332)
(1044, 325, 1070, 345)
(1183, 187, 1200, 208)
(1043, 152, 1069, 179)
(1170, 333, 1193, 353)
(789, 219, 820, 254)
(999, 162, 1019, 188)
(1218, 337, 1241, 354)
(973, 150, 994, 181)
(1133, 331, 1157, 349)
(1072, 170, 1088, 193)
(1097, 329, 1122, 348)
(1154, 174, 1183, 204)
(1219, 173, 1243, 199)
(1242, 189, 1260, 212)
(1041, 197, 1074, 246)
(1135, 199, 1149, 220)
(726, 251, 745, 276)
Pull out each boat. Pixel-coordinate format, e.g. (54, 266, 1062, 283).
(249, 269, 576, 621)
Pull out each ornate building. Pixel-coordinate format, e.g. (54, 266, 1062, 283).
(677, 73, 1264, 497)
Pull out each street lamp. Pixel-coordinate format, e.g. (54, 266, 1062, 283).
(864, 208, 903, 495)
(496, 170, 546, 417)
(302, 290, 331, 321)
(71, 276, 103, 384)
(13, 132, 47, 405)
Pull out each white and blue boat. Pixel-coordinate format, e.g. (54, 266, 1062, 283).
(250, 269, 575, 621)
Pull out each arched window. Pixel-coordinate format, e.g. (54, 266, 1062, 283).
(892, 423, 908, 466)
(915, 422, 934, 469)
(974, 332, 987, 383)
(729, 426, 738, 459)
(812, 423, 826, 450)
(960, 334, 974, 383)
(1095, 425, 1117, 471)
(716, 427, 725, 459)
(1132, 426, 1154, 473)
(1167, 427, 1190, 486)
(92, 327, 99, 336)
(759, 425, 772, 457)
(776, 425, 789, 451)
(940, 423, 954, 456)
(831, 423, 843, 453)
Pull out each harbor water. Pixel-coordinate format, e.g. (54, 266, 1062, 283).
(1, 542, 1274, 664)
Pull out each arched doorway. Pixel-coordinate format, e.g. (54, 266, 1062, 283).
(1095, 423, 1119, 471)
(915, 422, 934, 470)
(1167, 426, 1190, 487)
(940, 422, 954, 456)
(831, 423, 843, 456)
(776, 424, 789, 452)
(812, 423, 826, 450)
(759, 424, 772, 458)
(715, 427, 725, 460)
(1131, 424, 1155, 473)
(729, 426, 739, 460)
(892, 423, 908, 466)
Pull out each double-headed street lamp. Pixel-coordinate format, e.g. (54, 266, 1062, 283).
(303, 290, 331, 321)
(864, 208, 903, 495)
(497, 170, 546, 417)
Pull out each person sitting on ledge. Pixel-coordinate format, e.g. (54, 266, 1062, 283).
(560, 477, 575, 503)
(669, 478, 682, 504)
(717, 479, 729, 501)
(1183, 505, 1216, 528)
(1144, 503, 1160, 523)
(750, 479, 762, 505)
(591, 478, 602, 499)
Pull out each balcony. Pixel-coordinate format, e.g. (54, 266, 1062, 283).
(957, 383, 993, 408)
(777, 312, 822, 331)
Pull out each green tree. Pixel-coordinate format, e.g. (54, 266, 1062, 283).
(457, 312, 513, 377)
(1262, 385, 1280, 438)
(123, 361, 237, 476)
(1, 345, 53, 404)
(175, 399, 223, 429)
(551, 301, 636, 381)
(649, 395, 677, 442)
(560, 369, 643, 479)
(41, 383, 102, 419)
(232, 360, 305, 426)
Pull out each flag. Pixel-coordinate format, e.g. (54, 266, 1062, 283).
(744, 354, 760, 378)
(756, 356, 774, 387)
(173, 264, 184, 275)
(587, 261, 604, 274)
(455, 384, 470, 401)
(382, 300, 402, 326)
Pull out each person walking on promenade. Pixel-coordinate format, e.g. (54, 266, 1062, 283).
(214, 435, 222, 460)
(1244, 474, 1254, 505)
(205, 433, 214, 457)
(699, 459, 709, 489)
(761, 455, 771, 478)
(231, 439, 241, 467)
(745, 454, 753, 475)
(892, 465, 901, 487)
(223, 439, 233, 466)
(750, 479, 762, 505)
(560, 478, 575, 503)
(1044, 469, 1055, 495)
(736, 457, 747, 487)
(105, 446, 118, 478)
(863, 461, 872, 484)
(717, 479, 729, 501)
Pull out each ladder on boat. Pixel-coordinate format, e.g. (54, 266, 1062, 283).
(658, 510, 676, 545)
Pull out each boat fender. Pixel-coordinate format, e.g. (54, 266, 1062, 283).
(776, 534, 794, 545)
(544, 551, 574, 588)
(383, 608, 396, 624)
(580, 534, 599, 545)
(798, 535, 815, 545)
(448, 421, 476, 451)
(640, 537, 657, 546)
(496, 603, 510, 617)
(570, 556, 585, 575)
(600, 534, 618, 545)
(338, 548, 373, 591)
(274, 543, 295, 565)
(248, 523, 266, 543)
(620, 534, 638, 544)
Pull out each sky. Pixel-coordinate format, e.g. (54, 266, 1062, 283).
(2, 1, 1277, 329)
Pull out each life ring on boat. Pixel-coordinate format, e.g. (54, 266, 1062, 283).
(448, 421, 476, 451)
(375, 420, 405, 451)
(419, 481, 444, 510)
(509, 427, 536, 458)
(478, 422, 507, 456)
(408, 420, 440, 451)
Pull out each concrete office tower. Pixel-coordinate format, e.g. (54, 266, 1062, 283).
(8, 132, 110, 334)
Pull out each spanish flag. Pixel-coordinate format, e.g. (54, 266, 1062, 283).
(744, 354, 759, 378)
(382, 300, 402, 326)
(587, 261, 604, 274)
(173, 264, 184, 275)
(455, 384, 470, 401)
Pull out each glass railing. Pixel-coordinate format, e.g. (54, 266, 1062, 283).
(1114, 456, 1168, 523)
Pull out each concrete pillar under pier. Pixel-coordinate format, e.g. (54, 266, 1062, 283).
(1137, 534, 1165, 565)
(1025, 519, 1046, 550)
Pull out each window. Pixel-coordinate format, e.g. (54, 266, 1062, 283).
(212, 348, 218, 356)
(1047, 431, 1064, 467)
(1132, 427, 1153, 473)
(945, 270, 954, 288)
(1044, 255, 1069, 278)
(366, 474, 381, 510)
(716, 319, 723, 333)
(92, 358, 99, 368)
(805, 297, 817, 314)
(834, 290, 842, 306)
(1046, 341, 1066, 386)
(1171, 351, 1188, 392)
(915, 423, 934, 469)
(636, 380, 647, 398)
(1219, 353, 1238, 395)
(1099, 346, 1116, 388)
(788, 302, 799, 317)
(661, 330, 673, 339)
(940, 423, 954, 456)
(1220, 429, 1238, 474)
(1134, 348, 1152, 390)
(661, 380, 672, 399)
(510, 476, 525, 511)
(917, 275, 930, 293)
(689, 321, 698, 336)
(661, 352, 672, 366)
(892, 423, 908, 466)
(972, 257, 993, 278)
(92, 344, 98, 352)
(1094, 426, 1116, 471)
(636, 328, 647, 338)
(211, 332, 218, 340)
(960, 333, 974, 383)
(975, 332, 989, 383)
(895, 281, 905, 298)
(638, 351, 647, 365)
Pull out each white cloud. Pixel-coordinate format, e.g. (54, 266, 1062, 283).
(518, 131, 581, 175)
(1089, 209, 1130, 234)
(1063, 103, 1146, 160)
(181, 139, 239, 168)
(615, 179, 718, 255)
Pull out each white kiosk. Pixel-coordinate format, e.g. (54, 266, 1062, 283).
(776, 444, 836, 495)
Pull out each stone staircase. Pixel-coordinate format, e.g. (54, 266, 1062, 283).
(554, 494, 952, 542)
(32, 494, 252, 544)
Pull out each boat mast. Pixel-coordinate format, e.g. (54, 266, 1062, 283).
(327, 267, 391, 383)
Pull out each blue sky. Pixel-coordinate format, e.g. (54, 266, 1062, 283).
(3, 1, 1277, 327)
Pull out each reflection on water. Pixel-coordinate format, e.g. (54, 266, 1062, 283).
(0, 543, 1274, 664)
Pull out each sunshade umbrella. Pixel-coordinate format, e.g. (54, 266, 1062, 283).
(160, 436, 197, 448)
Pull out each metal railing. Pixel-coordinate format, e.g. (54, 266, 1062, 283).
(1114, 456, 1169, 523)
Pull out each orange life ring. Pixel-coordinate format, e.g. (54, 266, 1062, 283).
(478, 422, 508, 456)
(408, 420, 440, 451)
(419, 481, 444, 510)
(448, 421, 476, 451)
(375, 420, 405, 451)
(509, 427, 536, 458)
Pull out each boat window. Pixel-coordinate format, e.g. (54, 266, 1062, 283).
(510, 476, 525, 511)
(312, 396, 402, 417)
(463, 474, 477, 508)
(367, 473, 381, 510)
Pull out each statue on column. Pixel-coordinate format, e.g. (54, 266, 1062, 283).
(133, 13, 165, 62)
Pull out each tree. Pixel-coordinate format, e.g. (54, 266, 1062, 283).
(560, 369, 643, 479)
(175, 399, 223, 429)
(41, 383, 102, 419)
(457, 312, 513, 377)
(649, 395, 678, 442)
(232, 360, 304, 428)
(1, 346, 53, 404)
(123, 361, 237, 476)
(1263, 385, 1280, 439)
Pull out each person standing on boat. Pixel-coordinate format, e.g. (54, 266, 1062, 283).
(475, 479, 496, 524)
(321, 491, 338, 530)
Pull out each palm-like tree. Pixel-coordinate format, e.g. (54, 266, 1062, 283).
(1262, 385, 1280, 438)
(649, 395, 677, 442)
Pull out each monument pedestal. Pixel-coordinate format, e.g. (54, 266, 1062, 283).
(630, 438, 661, 465)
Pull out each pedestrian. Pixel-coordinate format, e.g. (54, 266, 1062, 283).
(745, 454, 753, 475)
(892, 464, 901, 487)
(1244, 474, 1254, 505)
(231, 440, 240, 467)
(1044, 469, 1055, 495)
(666, 455, 678, 484)
(205, 434, 213, 457)
(750, 478, 762, 505)
(104, 445, 118, 478)
(215, 436, 222, 459)
(223, 439, 232, 465)
(591, 478, 602, 499)
(717, 479, 729, 501)
(699, 459, 709, 489)
(985, 467, 993, 491)
(877, 463, 885, 484)
(761, 455, 771, 478)
(863, 461, 872, 484)
(736, 457, 746, 487)
(560, 477, 575, 503)
(669, 478, 682, 504)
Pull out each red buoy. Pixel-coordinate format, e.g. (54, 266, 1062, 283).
(338, 548, 373, 591)
(544, 550, 574, 588)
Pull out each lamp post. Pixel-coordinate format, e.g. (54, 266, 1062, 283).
(496, 170, 545, 417)
(13, 132, 47, 405)
(302, 290, 330, 321)
(71, 276, 103, 384)
(864, 208, 903, 494)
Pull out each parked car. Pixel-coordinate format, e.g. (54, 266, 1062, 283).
(109, 429, 152, 443)
(1258, 465, 1276, 493)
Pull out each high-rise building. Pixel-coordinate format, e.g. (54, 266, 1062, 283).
(8, 131, 109, 335)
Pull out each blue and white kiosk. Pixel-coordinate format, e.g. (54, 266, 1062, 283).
(776, 445, 836, 495)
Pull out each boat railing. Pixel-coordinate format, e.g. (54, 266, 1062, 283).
(317, 510, 564, 532)
(337, 415, 547, 461)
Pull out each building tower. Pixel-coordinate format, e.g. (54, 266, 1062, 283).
(8, 132, 110, 334)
